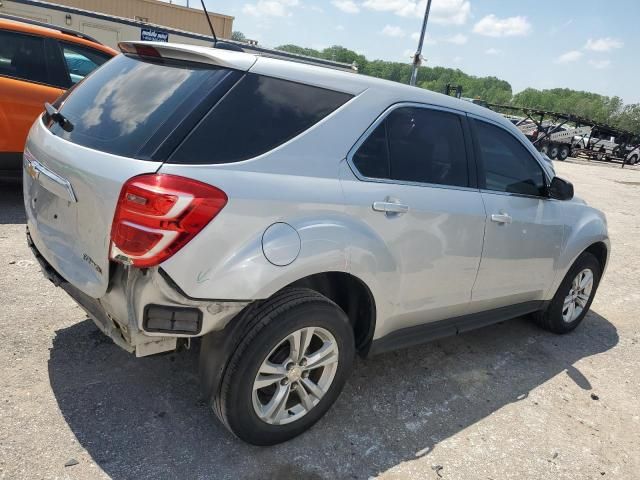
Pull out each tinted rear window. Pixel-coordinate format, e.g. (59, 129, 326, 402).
(169, 73, 353, 164)
(50, 54, 239, 159)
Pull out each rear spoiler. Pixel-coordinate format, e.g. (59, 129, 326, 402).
(119, 41, 357, 73)
(118, 41, 257, 71)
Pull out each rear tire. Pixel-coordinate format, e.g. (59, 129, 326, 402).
(534, 252, 601, 334)
(540, 143, 550, 156)
(629, 155, 639, 166)
(208, 288, 355, 445)
(548, 143, 560, 160)
(558, 145, 570, 161)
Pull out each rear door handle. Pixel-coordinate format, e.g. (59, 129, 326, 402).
(491, 213, 512, 224)
(372, 201, 409, 215)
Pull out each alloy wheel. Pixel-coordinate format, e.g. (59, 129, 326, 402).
(252, 327, 339, 425)
(562, 268, 594, 323)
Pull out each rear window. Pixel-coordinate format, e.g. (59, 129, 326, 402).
(49, 54, 240, 159)
(169, 73, 353, 164)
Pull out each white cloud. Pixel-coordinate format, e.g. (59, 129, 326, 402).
(555, 50, 583, 63)
(445, 33, 467, 44)
(381, 25, 406, 37)
(331, 0, 360, 13)
(485, 48, 501, 55)
(473, 14, 531, 37)
(363, 0, 471, 25)
(589, 59, 611, 69)
(243, 0, 299, 17)
(335, 24, 345, 31)
(584, 37, 623, 52)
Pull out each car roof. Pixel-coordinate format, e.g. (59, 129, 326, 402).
(0, 16, 117, 56)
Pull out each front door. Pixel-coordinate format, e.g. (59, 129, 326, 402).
(469, 117, 565, 311)
(340, 105, 486, 337)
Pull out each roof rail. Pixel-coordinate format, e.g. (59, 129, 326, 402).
(0, 12, 103, 44)
(229, 41, 358, 73)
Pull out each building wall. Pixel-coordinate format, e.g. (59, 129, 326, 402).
(1, 0, 233, 48)
(48, 0, 233, 38)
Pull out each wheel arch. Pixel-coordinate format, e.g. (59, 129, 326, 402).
(288, 271, 377, 356)
(584, 241, 609, 274)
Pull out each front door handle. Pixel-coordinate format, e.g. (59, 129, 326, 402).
(372, 201, 409, 215)
(491, 212, 512, 224)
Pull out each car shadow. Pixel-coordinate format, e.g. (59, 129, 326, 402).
(48, 311, 617, 480)
(0, 179, 26, 225)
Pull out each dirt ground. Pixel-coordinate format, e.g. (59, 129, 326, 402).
(1, 158, 639, 480)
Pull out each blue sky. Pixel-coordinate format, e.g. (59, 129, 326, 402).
(193, 0, 638, 103)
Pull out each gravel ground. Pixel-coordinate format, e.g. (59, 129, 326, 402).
(1, 159, 639, 480)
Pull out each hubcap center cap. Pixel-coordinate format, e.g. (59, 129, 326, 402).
(287, 366, 303, 382)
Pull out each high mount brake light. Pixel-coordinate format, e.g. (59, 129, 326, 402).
(110, 174, 227, 268)
(120, 43, 161, 58)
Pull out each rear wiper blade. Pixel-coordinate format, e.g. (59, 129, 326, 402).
(44, 102, 74, 132)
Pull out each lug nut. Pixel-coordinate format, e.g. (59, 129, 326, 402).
(281, 378, 289, 386)
(300, 358, 307, 367)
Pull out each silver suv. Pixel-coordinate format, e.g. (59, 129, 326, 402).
(24, 42, 609, 445)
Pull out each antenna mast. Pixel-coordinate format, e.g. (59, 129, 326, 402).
(199, 0, 218, 46)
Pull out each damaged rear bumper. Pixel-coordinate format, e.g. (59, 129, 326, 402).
(27, 230, 249, 357)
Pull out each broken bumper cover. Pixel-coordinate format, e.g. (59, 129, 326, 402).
(27, 230, 249, 357)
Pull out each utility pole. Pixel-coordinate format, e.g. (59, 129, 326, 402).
(410, 0, 433, 86)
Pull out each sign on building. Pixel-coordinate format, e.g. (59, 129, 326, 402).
(140, 27, 169, 42)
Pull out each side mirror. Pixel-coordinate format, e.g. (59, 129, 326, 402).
(549, 176, 574, 201)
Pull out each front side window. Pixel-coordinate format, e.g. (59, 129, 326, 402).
(0, 29, 48, 84)
(473, 119, 547, 197)
(170, 73, 353, 164)
(351, 106, 469, 188)
(60, 42, 111, 84)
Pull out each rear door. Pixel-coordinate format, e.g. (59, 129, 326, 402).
(340, 104, 486, 335)
(0, 29, 63, 168)
(25, 53, 243, 297)
(469, 116, 565, 310)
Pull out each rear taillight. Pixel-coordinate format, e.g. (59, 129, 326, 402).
(110, 174, 227, 268)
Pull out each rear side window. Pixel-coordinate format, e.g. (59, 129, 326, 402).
(473, 119, 546, 196)
(169, 73, 353, 164)
(59, 42, 111, 84)
(352, 106, 469, 188)
(0, 29, 48, 84)
(50, 54, 240, 158)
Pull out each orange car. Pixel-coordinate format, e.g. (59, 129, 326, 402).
(0, 14, 116, 178)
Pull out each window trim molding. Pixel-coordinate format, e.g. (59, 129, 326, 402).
(345, 101, 478, 193)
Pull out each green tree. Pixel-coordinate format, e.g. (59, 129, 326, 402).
(274, 43, 638, 134)
(231, 31, 246, 42)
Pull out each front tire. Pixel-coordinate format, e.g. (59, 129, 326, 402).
(534, 252, 601, 334)
(210, 288, 355, 445)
